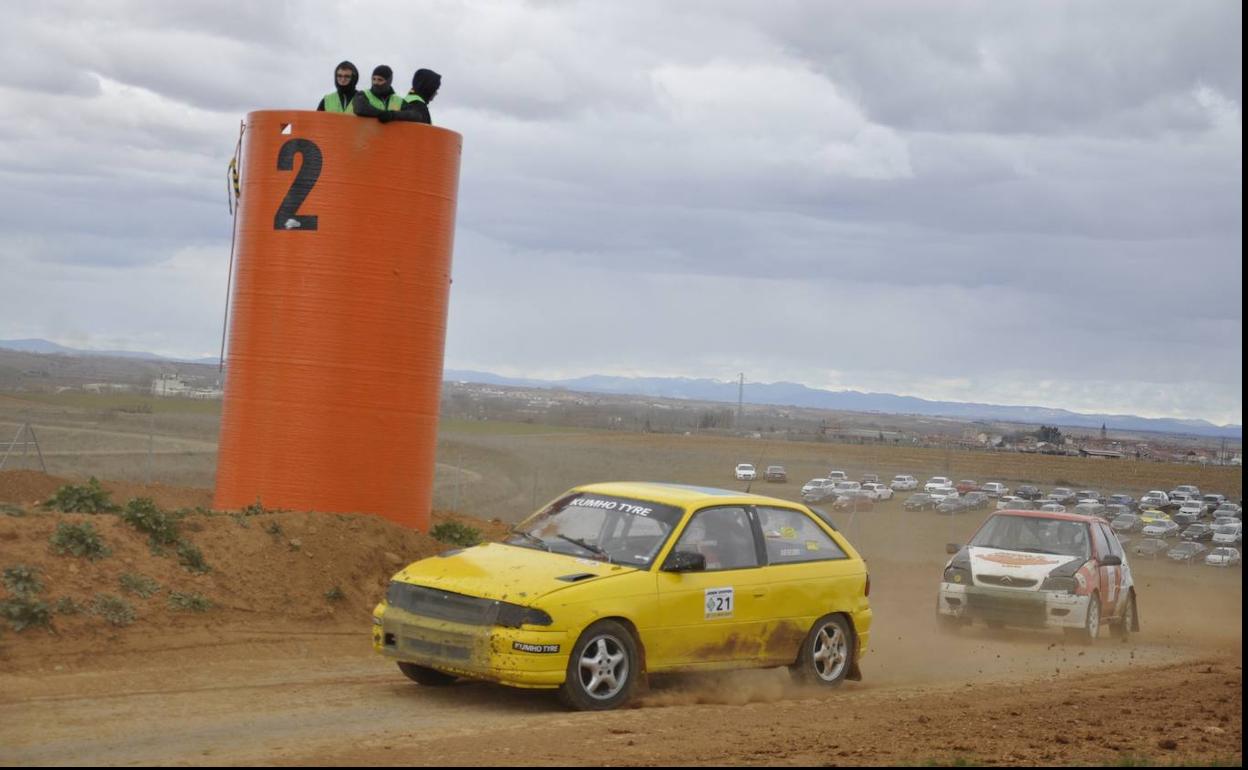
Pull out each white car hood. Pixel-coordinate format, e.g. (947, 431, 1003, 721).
(968, 546, 1080, 586)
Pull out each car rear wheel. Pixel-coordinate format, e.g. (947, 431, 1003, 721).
(790, 614, 853, 687)
(559, 620, 638, 711)
(397, 661, 457, 686)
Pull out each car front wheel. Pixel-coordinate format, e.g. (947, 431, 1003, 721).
(1112, 592, 1138, 639)
(1064, 593, 1101, 644)
(790, 614, 853, 686)
(559, 620, 639, 711)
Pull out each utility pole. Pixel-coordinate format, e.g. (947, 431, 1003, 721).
(736, 373, 744, 431)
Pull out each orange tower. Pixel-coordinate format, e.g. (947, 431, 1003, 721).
(213, 111, 462, 530)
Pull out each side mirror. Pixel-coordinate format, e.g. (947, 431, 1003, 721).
(662, 550, 707, 573)
(946, 543, 962, 555)
(1100, 555, 1122, 566)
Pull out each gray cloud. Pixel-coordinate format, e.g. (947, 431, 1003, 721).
(0, 0, 1240, 424)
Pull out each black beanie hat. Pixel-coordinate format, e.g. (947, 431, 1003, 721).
(373, 65, 393, 82)
(411, 68, 442, 101)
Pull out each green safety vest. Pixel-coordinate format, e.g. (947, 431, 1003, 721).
(403, 93, 426, 105)
(365, 90, 403, 111)
(322, 91, 356, 114)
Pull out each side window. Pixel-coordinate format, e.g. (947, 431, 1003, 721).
(1100, 524, 1124, 559)
(672, 506, 759, 571)
(756, 506, 847, 564)
(1090, 522, 1111, 560)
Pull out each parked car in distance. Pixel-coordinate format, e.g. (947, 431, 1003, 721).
(1074, 502, 1108, 520)
(1139, 491, 1170, 509)
(1107, 494, 1136, 509)
(924, 477, 953, 493)
(826, 470, 849, 484)
(1138, 509, 1172, 527)
(1213, 503, 1242, 520)
(1074, 490, 1102, 503)
(962, 491, 991, 511)
(1212, 522, 1243, 545)
(801, 478, 833, 503)
(1167, 542, 1207, 564)
(1104, 504, 1132, 520)
(1015, 485, 1043, 501)
(905, 493, 938, 511)
(1201, 494, 1225, 511)
(955, 480, 980, 494)
(1174, 502, 1206, 526)
(833, 491, 874, 511)
(928, 487, 959, 503)
(937, 497, 970, 515)
(1180, 523, 1215, 542)
(860, 473, 880, 485)
(1047, 488, 1076, 505)
(862, 483, 894, 501)
(1131, 538, 1168, 558)
(832, 481, 862, 498)
(981, 482, 1009, 498)
(890, 475, 918, 491)
(764, 465, 788, 483)
(1142, 519, 1180, 538)
(735, 463, 757, 481)
(1205, 547, 1241, 567)
(1172, 485, 1201, 499)
(1040, 503, 1067, 514)
(996, 495, 1024, 510)
(1111, 513, 1142, 534)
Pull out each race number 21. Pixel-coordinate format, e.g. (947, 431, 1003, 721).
(705, 587, 734, 619)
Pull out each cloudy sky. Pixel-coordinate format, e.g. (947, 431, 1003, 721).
(0, 0, 1241, 425)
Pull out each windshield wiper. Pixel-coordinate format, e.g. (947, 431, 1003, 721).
(556, 535, 611, 562)
(508, 529, 550, 551)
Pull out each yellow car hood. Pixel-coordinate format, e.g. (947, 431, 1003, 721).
(392, 542, 637, 603)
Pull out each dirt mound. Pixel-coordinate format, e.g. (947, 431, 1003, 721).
(0, 486, 507, 669)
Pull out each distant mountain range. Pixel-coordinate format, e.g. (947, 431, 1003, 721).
(1, 339, 1238, 438)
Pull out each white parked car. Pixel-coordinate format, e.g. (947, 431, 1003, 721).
(996, 495, 1024, 510)
(1205, 547, 1241, 567)
(928, 486, 958, 503)
(862, 483, 894, 501)
(1040, 503, 1068, 514)
(890, 475, 918, 491)
(800, 478, 833, 502)
(1212, 522, 1242, 545)
(826, 470, 849, 484)
(1142, 520, 1180, 538)
(1140, 491, 1170, 508)
(925, 477, 953, 493)
(981, 482, 1010, 498)
(832, 481, 862, 498)
(734, 463, 757, 481)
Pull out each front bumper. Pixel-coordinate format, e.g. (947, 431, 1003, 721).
(374, 605, 570, 689)
(937, 582, 1089, 629)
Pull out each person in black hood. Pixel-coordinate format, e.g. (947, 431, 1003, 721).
(353, 65, 403, 120)
(393, 68, 442, 124)
(316, 61, 360, 113)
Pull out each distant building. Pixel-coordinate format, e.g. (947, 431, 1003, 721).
(151, 374, 222, 400)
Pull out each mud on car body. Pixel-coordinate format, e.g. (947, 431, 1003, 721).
(937, 510, 1139, 642)
(373, 482, 873, 710)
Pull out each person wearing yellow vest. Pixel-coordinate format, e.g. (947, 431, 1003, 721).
(316, 61, 359, 114)
(392, 68, 442, 125)
(352, 65, 404, 121)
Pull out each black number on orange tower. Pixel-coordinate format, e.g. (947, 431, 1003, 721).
(274, 139, 322, 231)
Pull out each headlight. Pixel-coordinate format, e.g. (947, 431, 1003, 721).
(1040, 576, 1078, 593)
(942, 565, 971, 584)
(494, 603, 554, 628)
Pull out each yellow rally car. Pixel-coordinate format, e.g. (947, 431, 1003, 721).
(373, 482, 872, 710)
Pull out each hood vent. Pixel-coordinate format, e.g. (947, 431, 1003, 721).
(556, 573, 597, 583)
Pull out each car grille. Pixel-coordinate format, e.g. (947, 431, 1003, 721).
(976, 575, 1039, 589)
(387, 583, 500, 626)
(399, 626, 474, 661)
(967, 592, 1046, 627)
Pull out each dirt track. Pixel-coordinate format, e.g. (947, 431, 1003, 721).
(0, 470, 1242, 766)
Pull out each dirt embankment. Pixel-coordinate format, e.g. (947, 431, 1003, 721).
(0, 470, 508, 667)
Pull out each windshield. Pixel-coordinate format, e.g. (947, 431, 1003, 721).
(506, 492, 685, 568)
(969, 515, 1091, 560)
(1214, 525, 1240, 535)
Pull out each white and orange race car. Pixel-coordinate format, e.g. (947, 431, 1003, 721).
(937, 510, 1139, 642)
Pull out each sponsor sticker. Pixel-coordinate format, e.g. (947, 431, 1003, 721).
(512, 641, 561, 654)
(705, 587, 734, 619)
(804, 540, 821, 551)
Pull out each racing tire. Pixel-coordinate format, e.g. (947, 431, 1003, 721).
(790, 614, 853, 687)
(397, 661, 457, 686)
(1112, 592, 1139, 640)
(1064, 592, 1101, 645)
(558, 620, 639, 711)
